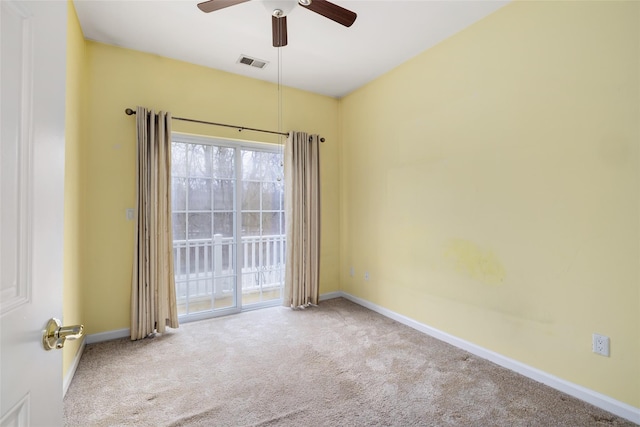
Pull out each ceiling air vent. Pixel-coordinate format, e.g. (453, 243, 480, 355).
(237, 55, 268, 69)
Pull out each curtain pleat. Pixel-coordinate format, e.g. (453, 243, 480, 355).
(131, 106, 179, 340)
(284, 132, 321, 308)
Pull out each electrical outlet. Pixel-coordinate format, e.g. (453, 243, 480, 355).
(126, 208, 135, 221)
(592, 333, 610, 357)
(349, 267, 354, 277)
(364, 271, 370, 281)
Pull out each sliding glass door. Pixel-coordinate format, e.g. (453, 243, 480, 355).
(171, 134, 284, 321)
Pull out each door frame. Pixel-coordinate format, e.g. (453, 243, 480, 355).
(172, 132, 285, 323)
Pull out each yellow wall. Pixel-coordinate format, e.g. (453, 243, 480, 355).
(63, 1, 87, 378)
(339, 1, 639, 407)
(81, 42, 340, 334)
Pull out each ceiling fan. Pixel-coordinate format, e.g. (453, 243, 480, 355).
(197, 0, 357, 47)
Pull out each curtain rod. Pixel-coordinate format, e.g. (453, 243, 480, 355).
(124, 108, 325, 142)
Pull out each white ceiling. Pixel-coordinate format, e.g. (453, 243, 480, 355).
(73, 0, 509, 98)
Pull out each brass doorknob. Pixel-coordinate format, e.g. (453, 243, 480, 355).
(42, 318, 84, 351)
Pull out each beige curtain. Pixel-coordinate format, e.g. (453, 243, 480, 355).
(284, 131, 321, 308)
(131, 106, 179, 340)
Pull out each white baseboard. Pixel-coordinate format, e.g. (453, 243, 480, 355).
(85, 328, 130, 344)
(319, 291, 343, 301)
(63, 337, 86, 397)
(334, 291, 640, 425)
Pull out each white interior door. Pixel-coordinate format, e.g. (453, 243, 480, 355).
(1, 1, 68, 425)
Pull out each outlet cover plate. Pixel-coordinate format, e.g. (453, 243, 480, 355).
(592, 333, 610, 357)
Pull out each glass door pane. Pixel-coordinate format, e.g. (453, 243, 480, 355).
(240, 149, 285, 307)
(172, 141, 238, 318)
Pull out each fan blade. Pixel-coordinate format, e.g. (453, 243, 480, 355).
(272, 15, 288, 47)
(197, 0, 249, 13)
(300, 0, 356, 27)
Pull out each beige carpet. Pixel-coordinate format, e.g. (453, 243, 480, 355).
(64, 298, 635, 426)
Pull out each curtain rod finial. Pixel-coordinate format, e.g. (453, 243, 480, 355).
(125, 108, 135, 115)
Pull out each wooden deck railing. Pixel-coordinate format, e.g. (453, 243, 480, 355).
(173, 234, 286, 301)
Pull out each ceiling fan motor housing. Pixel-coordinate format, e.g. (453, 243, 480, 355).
(263, 1, 297, 16)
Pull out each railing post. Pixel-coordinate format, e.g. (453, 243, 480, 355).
(213, 234, 222, 298)
(214, 234, 222, 278)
